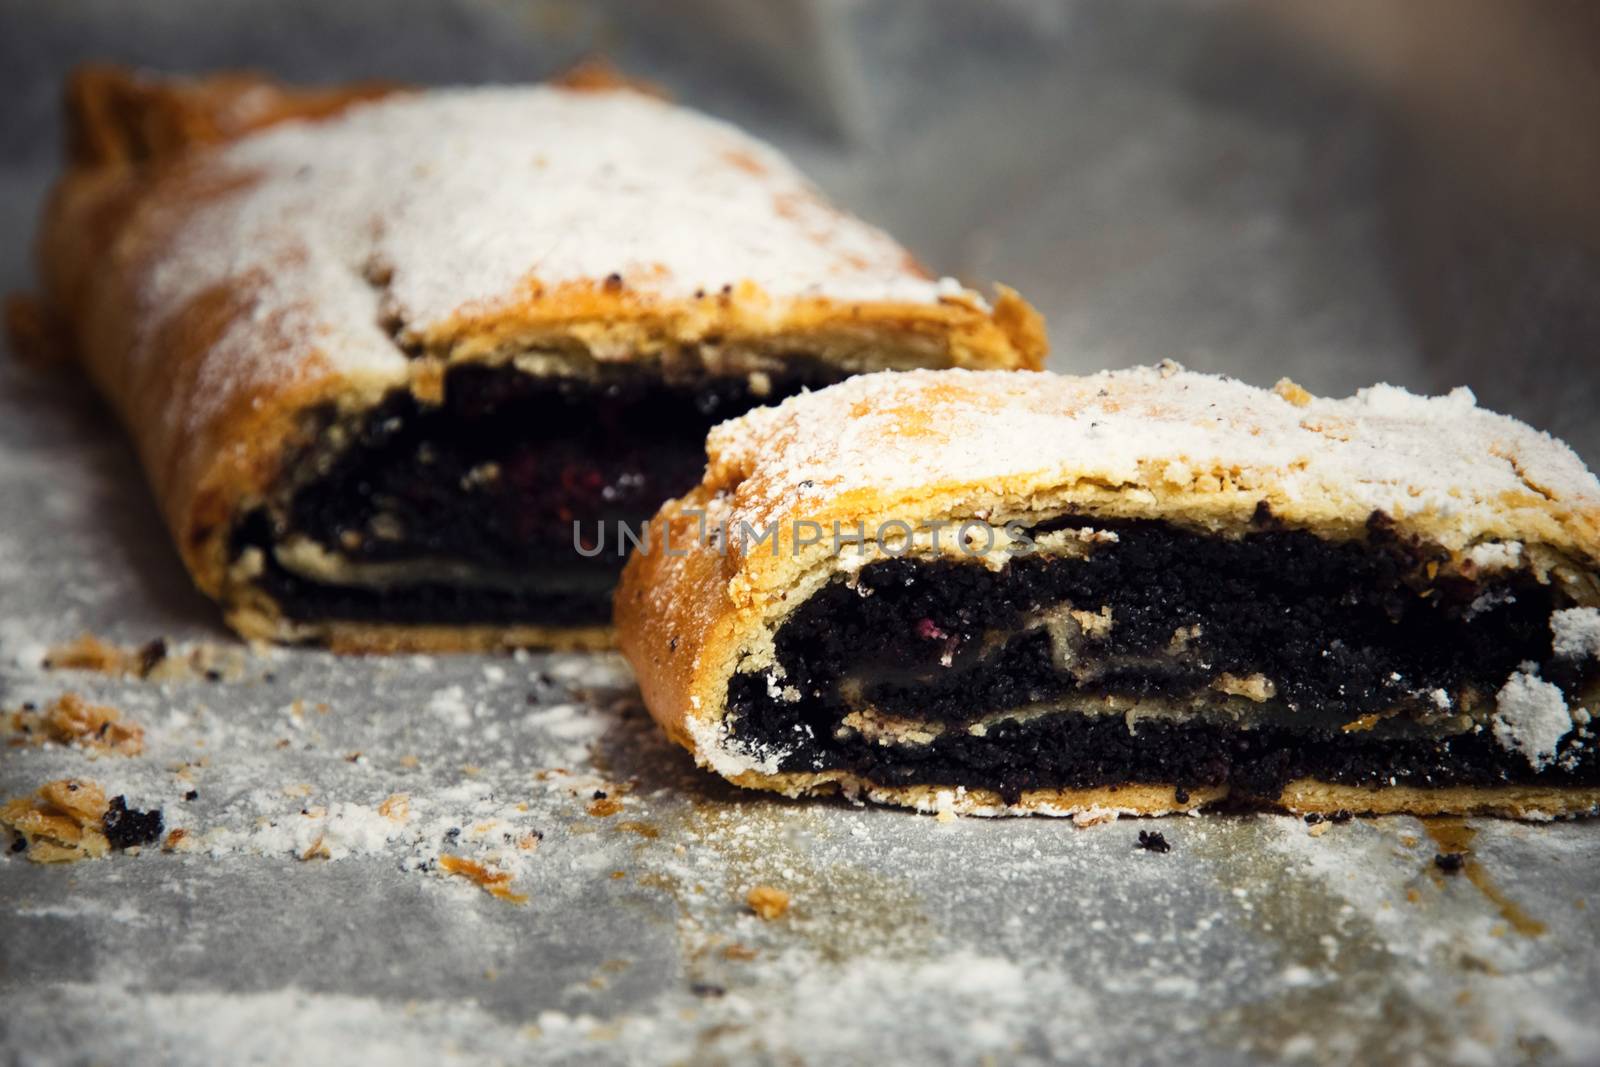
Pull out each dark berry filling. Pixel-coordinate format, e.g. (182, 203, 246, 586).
(102, 796, 164, 850)
(232, 359, 846, 628)
(726, 517, 1600, 803)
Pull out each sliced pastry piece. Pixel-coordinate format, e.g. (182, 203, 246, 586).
(21, 65, 1044, 651)
(616, 365, 1600, 818)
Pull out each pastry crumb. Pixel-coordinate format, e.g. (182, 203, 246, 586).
(588, 796, 624, 817)
(1072, 808, 1118, 828)
(438, 854, 528, 904)
(6, 693, 144, 756)
(41, 633, 246, 682)
(1273, 378, 1314, 407)
(746, 885, 790, 920)
(1, 778, 111, 863)
(377, 793, 411, 822)
(42, 633, 138, 674)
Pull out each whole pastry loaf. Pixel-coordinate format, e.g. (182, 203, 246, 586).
(22, 65, 1044, 651)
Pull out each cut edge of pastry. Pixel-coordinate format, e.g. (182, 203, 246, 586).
(616, 366, 1600, 820)
(415, 281, 1047, 378)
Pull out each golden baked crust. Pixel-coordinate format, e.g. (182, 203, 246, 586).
(615, 365, 1600, 818)
(22, 66, 1045, 648)
(704, 774, 1600, 820)
(1273, 780, 1600, 820)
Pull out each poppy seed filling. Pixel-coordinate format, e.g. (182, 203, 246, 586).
(725, 516, 1600, 804)
(230, 360, 848, 627)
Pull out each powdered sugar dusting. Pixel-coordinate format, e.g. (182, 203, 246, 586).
(1463, 541, 1525, 571)
(704, 366, 1600, 547)
(199, 784, 543, 886)
(1552, 607, 1600, 661)
(202, 798, 405, 861)
(135, 85, 968, 436)
(1493, 666, 1574, 769)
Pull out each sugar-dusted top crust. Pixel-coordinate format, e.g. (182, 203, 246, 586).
(615, 365, 1600, 766)
(137, 79, 1045, 389)
(704, 364, 1600, 546)
(30, 66, 1042, 609)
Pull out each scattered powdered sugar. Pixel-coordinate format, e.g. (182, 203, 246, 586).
(0, 618, 50, 672)
(3, 985, 545, 1067)
(5, 649, 1598, 1067)
(1258, 815, 1600, 1063)
(204, 798, 404, 861)
(1552, 607, 1600, 661)
(1493, 665, 1574, 769)
(724, 950, 1087, 1060)
(521, 701, 609, 764)
(1465, 584, 1518, 620)
(0, 956, 1077, 1067)
(198, 782, 542, 889)
(1462, 541, 1524, 571)
(426, 684, 476, 729)
(703, 365, 1600, 551)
